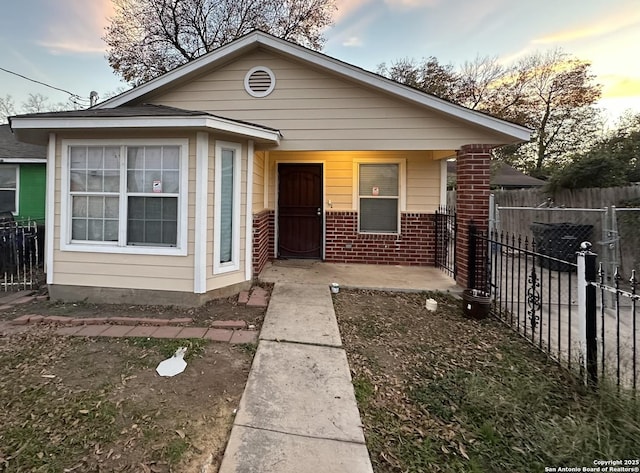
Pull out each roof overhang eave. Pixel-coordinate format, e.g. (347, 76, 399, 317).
(10, 115, 282, 145)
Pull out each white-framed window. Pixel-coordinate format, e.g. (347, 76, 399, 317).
(355, 160, 406, 234)
(61, 139, 188, 255)
(0, 165, 18, 215)
(214, 141, 242, 273)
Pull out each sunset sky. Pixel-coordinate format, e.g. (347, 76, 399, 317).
(1, 0, 639, 124)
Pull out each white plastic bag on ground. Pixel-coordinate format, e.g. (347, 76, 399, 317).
(156, 347, 188, 377)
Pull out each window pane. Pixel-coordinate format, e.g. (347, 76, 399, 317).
(219, 149, 234, 263)
(87, 219, 104, 241)
(104, 197, 119, 218)
(162, 171, 179, 193)
(71, 196, 118, 242)
(72, 196, 88, 218)
(86, 170, 104, 192)
(71, 146, 120, 193)
(103, 170, 120, 192)
(69, 170, 87, 192)
(71, 219, 87, 240)
(0, 167, 16, 188)
(127, 197, 177, 246)
(359, 164, 398, 197)
(360, 198, 398, 233)
(127, 147, 144, 170)
(0, 190, 16, 213)
(70, 147, 87, 169)
(88, 196, 104, 218)
(163, 147, 180, 170)
(144, 171, 162, 193)
(87, 147, 104, 169)
(104, 147, 120, 169)
(127, 170, 143, 192)
(104, 220, 119, 241)
(145, 146, 162, 170)
(127, 146, 179, 194)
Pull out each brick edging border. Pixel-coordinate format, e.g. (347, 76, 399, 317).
(8, 315, 258, 344)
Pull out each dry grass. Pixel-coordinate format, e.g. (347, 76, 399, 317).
(335, 290, 640, 473)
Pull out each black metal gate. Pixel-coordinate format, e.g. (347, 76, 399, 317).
(435, 206, 456, 278)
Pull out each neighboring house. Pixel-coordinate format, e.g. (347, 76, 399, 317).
(0, 124, 46, 222)
(10, 31, 531, 305)
(447, 160, 545, 189)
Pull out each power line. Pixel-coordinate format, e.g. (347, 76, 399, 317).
(0, 66, 87, 102)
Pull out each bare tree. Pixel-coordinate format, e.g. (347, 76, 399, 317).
(379, 49, 602, 175)
(0, 95, 16, 124)
(513, 50, 602, 173)
(378, 57, 459, 102)
(104, 0, 337, 85)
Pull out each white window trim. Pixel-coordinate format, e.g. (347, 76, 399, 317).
(0, 164, 19, 215)
(60, 138, 189, 256)
(352, 158, 406, 235)
(213, 141, 242, 274)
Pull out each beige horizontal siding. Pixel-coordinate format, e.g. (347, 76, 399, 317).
(267, 151, 443, 213)
(253, 151, 265, 212)
(147, 49, 510, 151)
(52, 131, 197, 293)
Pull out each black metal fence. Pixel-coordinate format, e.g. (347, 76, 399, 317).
(0, 219, 41, 291)
(590, 261, 639, 390)
(469, 226, 638, 392)
(435, 206, 456, 278)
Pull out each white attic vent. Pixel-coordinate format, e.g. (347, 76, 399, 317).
(244, 66, 275, 98)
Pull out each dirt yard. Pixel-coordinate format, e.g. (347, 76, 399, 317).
(334, 289, 640, 472)
(0, 291, 266, 473)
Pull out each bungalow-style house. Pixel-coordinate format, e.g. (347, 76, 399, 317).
(0, 124, 46, 222)
(10, 31, 530, 306)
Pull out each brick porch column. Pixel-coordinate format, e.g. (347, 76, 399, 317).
(455, 144, 492, 288)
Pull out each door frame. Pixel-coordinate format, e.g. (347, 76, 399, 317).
(274, 160, 326, 260)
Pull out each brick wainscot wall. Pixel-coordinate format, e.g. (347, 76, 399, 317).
(252, 210, 275, 274)
(325, 211, 435, 265)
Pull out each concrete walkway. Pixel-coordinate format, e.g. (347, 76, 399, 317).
(218, 283, 374, 473)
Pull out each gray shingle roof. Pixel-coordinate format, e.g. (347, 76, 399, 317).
(0, 124, 46, 160)
(10, 104, 280, 133)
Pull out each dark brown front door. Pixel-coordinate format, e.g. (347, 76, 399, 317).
(277, 163, 323, 259)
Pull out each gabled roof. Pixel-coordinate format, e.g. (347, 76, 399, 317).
(10, 104, 281, 145)
(0, 124, 46, 162)
(98, 31, 531, 143)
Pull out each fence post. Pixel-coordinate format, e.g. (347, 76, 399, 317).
(577, 242, 598, 386)
(468, 222, 477, 290)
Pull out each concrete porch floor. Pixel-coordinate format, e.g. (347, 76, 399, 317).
(258, 260, 461, 293)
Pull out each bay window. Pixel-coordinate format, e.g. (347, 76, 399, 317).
(62, 139, 187, 254)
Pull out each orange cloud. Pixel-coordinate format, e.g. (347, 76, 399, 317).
(533, 8, 640, 44)
(383, 0, 440, 8)
(599, 75, 640, 99)
(38, 0, 114, 54)
(333, 0, 374, 22)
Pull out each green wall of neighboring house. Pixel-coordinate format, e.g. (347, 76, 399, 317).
(17, 164, 46, 222)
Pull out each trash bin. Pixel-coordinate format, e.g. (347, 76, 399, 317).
(530, 222, 593, 271)
(462, 289, 491, 319)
